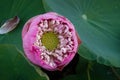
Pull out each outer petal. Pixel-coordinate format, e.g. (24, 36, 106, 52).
(22, 12, 81, 71)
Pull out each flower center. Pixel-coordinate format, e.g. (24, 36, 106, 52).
(34, 19, 74, 68)
(41, 31, 59, 51)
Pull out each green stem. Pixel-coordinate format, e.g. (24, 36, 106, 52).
(111, 67, 120, 80)
(87, 62, 92, 80)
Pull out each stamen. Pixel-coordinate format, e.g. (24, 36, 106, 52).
(60, 38, 67, 46)
(36, 34, 41, 40)
(41, 52, 46, 56)
(68, 37, 71, 41)
(45, 54, 50, 63)
(57, 56, 63, 61)
(39, 22, 43, 27)
(61, 47, 67, 53)
(58, 29, 63, 34)
(54, 49, 63, 56)
(58, 35, 64, 39)
(35, 19, 74, 68)
(45, 28, 52, 32)
(69, 41, 73, 45)
(38, 31, 43, 36)
(64, 25, 69, 33)
(43, 20, 48, 28)
(65, 31, 72, 37)
(50, 59, 56, 67)
(51, 53, 57, 57)
(66, 45, 72, 50)
(34, 41, 39, 46)
(49, 20, 55, 26)
(41, 56, 44, 59)
(54, 26, 59, 32)
(55, 20, 60, 25)
(64, 54, 68, 58)
(40, 46, 46, 51)
(49, 62, 56, 67)
(47, 51, 53, 55)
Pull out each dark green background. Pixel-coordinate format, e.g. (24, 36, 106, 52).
(0, 0, 120, 80)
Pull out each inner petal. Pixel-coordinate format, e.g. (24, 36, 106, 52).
(41, 31, 59, 51)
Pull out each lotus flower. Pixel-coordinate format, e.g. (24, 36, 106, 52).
(22, 12, 81, 71)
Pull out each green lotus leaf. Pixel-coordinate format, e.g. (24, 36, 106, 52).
(0, 44, 47, 80)
(43, 0, 120, 67)
(0, 0, 45, 51)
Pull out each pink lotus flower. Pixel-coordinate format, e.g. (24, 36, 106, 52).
(22, 12, 81, 71)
